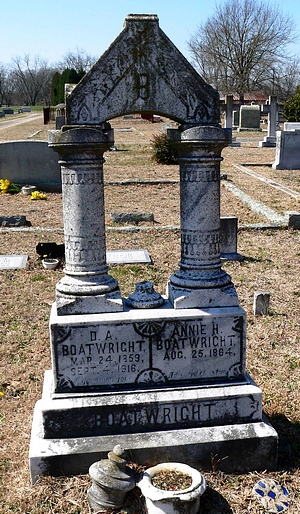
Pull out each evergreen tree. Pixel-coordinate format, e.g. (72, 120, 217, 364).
(283, 86, 300, 122)
(51, 68, 85, 105)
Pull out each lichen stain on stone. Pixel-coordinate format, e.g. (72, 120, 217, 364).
(66, 14, 220, 126)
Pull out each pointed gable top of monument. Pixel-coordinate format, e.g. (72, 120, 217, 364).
(66, 14, 220, 126)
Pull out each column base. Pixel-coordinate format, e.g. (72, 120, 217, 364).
(258, 136, 276, 147)
(55, 272, 123, 315)
(167, 282, 239, 309)
(56, 290, 123, 315)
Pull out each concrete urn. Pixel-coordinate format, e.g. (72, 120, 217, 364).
(87, 445, 136, 511)
(138, 463, 206, 514)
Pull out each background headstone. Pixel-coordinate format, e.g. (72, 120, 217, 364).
(273, 130, 300, 170)
(238, 105, 261, 131)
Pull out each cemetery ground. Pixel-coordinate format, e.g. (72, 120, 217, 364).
(0, 115, 300, 513)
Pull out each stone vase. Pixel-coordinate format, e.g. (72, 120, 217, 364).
(138, 463, 206, 514)
(42, 258, 59, 270)
(87, 445, 136, 511)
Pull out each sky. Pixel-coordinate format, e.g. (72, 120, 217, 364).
(1, 0, 300, 66)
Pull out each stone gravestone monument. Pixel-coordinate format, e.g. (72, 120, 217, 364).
(273, 125, 300, 169)
(29, 14, 277, 483)
(238, 104, 261, 131)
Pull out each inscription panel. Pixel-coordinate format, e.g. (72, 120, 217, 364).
(0, 255, 28, 269)
(51, 312, 245, 392)
(43, 392, 261, 438)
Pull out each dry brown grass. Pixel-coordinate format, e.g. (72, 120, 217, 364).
(0, 116, 300, 512)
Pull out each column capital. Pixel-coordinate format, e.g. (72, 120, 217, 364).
(48, 125, 114, 157)
(168, 125, 232, 146)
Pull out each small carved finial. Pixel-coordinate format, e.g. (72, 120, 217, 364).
(126, 281, 164, 309)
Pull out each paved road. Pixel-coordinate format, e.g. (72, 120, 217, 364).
(0, 112, 42, 130)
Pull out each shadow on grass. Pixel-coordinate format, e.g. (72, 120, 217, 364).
(269, 414, 300, 470)
(199, 486, 233, 513)
(241, 256, 272, 264)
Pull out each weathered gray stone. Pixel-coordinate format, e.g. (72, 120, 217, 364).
(110, 212, 154, 224)
(273, 130, 300, 169)
(49, 303, 246, 392)
(286, 211, 300, 229)
(167, 125, 238, 309)
(220, 216, 243, 260)
(88, 446, 135, 510)
(66, 14, 219, 126)
(0, 141, 61, 192)
(49, 126, 123, 315)
(0, 254, 28, 269)
(253, 292, 270, 315)
(29, 13, 277, 483)
(259, 96, 277, 147)
(40, 370, 261, 439)
(238, 105, 261, 131)
(0, 215, 31, 227)
(126, 281, 164, 308)
(283, 122, 300, 131)
(29, 372, 278, 482)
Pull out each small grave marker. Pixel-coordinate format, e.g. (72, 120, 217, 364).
(110, 212, 154, 224)
(253, 291, 270, 315)
(106, 249, 151, 264)
(0, 255, 28, 269)
(0, 215, 31, 227)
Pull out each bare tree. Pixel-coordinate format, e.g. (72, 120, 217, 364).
(0, 65, 17, 106)
(56, 47, 96, 73)
(0, 64, 6, 105)
(188, 0, 298, 101)
(268, 57, 300, 102)
(11, 54, 53, 105)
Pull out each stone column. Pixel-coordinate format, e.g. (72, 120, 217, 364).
(224, 95, 233, 129)
(49, 125, 123, 315)
(259, 96, 277, 147)
(268, 95, 277, 139)
(167, 125, 239, 309)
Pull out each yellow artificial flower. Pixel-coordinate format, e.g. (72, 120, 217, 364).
(0, 179, 11, 194)
(31, 191, 47, 200)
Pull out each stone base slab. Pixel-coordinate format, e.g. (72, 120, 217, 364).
(29, 370, 277, 483)
(258, 136, 276, 148)
(167, 283, 239, 310)
(39, 370, 263, 438)
(29, 410, 277, 484)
